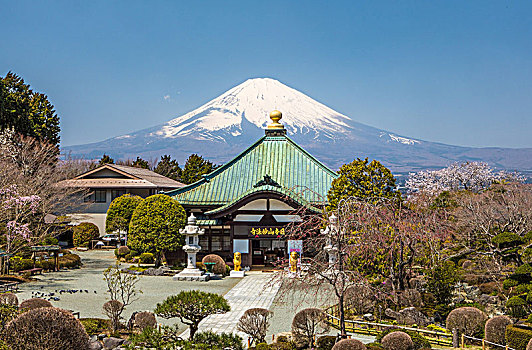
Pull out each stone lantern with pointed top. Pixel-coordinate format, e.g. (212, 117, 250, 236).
(173, 213, 209, 281)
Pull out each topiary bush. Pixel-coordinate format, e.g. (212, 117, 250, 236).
(115, 246, 131, 258)
(331, 339, 366, 350)
(0, 293, 18, 306)
(504, 278, 520, 290)
(134, 311, 157, 330)
(507, 325, 532, 350)
(0, 304, 19, 332)
(492, 232, 523, 248)
(317, 336, 336, 350)
(192, 331, 243, 350)
(139, 252, 154, 264)
(507, 296, 528, 318)
(3, 307, 90, 350)
(381, 331, 414, 350)
(9, 257, 34, 272)
(446, 307, 487, 338)
(19, 298, 52, 311)
(376, 328, 431, 350)
(202, 254, 227, 275)
(73, 222, 99, 247)
(59, 252, 82, 268)
(485, 315, 512, 347)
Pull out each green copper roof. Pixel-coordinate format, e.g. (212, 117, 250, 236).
(166, 135, 338, 207)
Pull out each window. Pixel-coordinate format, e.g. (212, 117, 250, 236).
(95, 190, 106, 203)
(111, 190, 126, 200)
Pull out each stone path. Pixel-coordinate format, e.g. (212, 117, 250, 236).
(181, 271, 281, 341)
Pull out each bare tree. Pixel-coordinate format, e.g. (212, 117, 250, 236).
(291, 308, 329, 348)
(236, 308, 273, 345)
(103, 263, 141, 330)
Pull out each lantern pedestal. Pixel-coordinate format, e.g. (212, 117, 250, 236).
(173, 214, 209, 281)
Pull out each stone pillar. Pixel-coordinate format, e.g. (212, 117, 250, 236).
(173, 213, 209, 281)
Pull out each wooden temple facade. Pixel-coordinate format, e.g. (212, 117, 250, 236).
(166, 111, 338, 268)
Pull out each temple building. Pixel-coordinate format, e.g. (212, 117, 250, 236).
(166, 111, 338, 268)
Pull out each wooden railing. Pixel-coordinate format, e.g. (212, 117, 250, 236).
(0, 282, 19, 293)
(324, 305, 453, 346)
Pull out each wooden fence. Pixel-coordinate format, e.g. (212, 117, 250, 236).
(324, 304, 453, 347)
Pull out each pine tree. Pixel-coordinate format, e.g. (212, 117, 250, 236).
(154, 155, 182, 181)
(99, 154, 115, 165)
(132, 156, 150, 169)
(180, 154, 217, 184)
(0, 72, 60, 146)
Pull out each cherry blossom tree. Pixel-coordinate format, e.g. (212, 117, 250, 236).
(406, 161, 525, 195)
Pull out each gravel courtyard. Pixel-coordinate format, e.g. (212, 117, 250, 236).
(17, 250, 240, 332)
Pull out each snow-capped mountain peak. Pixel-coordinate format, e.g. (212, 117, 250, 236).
(151, 78, 352, 141)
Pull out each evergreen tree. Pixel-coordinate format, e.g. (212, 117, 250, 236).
(98, 154, 114, 166)
(327, 157, 401, 211)
(0, 72, 60, 146)
(132, 156, 150, 169)
(180, 154, 217, 185)
(154, 155, 182, 181)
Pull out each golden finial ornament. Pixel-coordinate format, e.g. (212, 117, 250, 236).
(267, 110, 284, 129)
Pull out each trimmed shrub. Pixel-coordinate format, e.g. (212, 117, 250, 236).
(485, 315, 512, 346)
(256, 343, 270, 350)
(381, 331, 413, 350)
(507, 325, 532, 350)
(479, 282, 500, 295)
(492, 232, 523, 248)
(79, 318, 110, 335)
(19, 298, 52, 311)
(202, 254, 227, 275)
(376, 328, 431, 350)
(73, 222, 99, 247)
(59, 252, 82, 268)
(291, 308, 329, 348)
(317, 335, 337, 350)
(115, 246, 131, 258)
(237, 308, 273, 345)
(10, 257, 34, 272)
(446, 307, 487, 338)
(0, 304, 19, 331)
(192, 331, 244, 350)
(139, 252, 155, 264)
(516, 264, 532, 276)
(332, 339, 367, 350)
(3, 307, 90, 350)
(507, 296, 528, 318)
(135, 311, 157, 330)
(0, 293, 18, 306)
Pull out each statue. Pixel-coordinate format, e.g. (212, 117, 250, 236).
(290, 251, 299, 273)
(233, 252, 241, 271)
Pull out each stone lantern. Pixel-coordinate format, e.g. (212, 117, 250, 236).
(322, 213, 338, 268)
(173, 213, 209, 281)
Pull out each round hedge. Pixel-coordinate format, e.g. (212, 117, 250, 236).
(446, 307, 487, 338)
(332, 339, 367, 350)
(0, 293, 18, 306)
(485, 315, 512, 346)
(134, 311, 157, 329)
(3, 307, 89, 350)
(381, 331, 414, 350)
(202, 254, 226, 275)
(73, 222, 100, 247)
(19, 298, 52, 311)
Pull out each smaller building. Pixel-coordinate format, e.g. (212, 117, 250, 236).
(61, 164, 185, 234)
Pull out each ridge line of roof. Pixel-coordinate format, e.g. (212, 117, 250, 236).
(283, 135, 339, 178)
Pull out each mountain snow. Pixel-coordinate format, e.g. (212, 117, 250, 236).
(150, 78, 352, 142)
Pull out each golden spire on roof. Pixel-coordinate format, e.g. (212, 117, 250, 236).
(267, 110, 284, 130)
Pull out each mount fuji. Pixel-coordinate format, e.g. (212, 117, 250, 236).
(65, 78, 532, 175)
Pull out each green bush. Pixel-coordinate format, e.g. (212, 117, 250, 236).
(10, 257, 34, 272)
(492, 232, 523, 248)
(516, 264, 532, 275)
(73, 222, 99, 247)
(139, 252, 154, 264)
(504, 278, 520, 290)
(507, 296, 528, 318)
(115, 246, 131, 258)
(506, 325, 532, 350)
(376, 328, 431, 350)
(316, 335, 336, 350)
(191, 330, 243, 350)
(256, 343, 270, 350)
(59, 253, 82, 268)
(79, 318, 110, 335)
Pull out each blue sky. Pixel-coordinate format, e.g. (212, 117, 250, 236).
(2, 1, 531, 148)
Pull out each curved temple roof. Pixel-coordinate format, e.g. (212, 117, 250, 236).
(166, 134, 338, 208)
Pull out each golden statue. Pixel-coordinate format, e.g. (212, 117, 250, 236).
(233, 252, 241, 271)
(290, 251, 299, 273)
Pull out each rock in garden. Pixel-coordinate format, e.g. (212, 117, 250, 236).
(396, 307, 430, 326)
(89, 340, 103, 350)
(103, 337, 124, 349)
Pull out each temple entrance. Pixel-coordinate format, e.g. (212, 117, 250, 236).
(251, 239, 286, 267)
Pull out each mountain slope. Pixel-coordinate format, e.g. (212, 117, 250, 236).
(65, 78, 532, 175)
